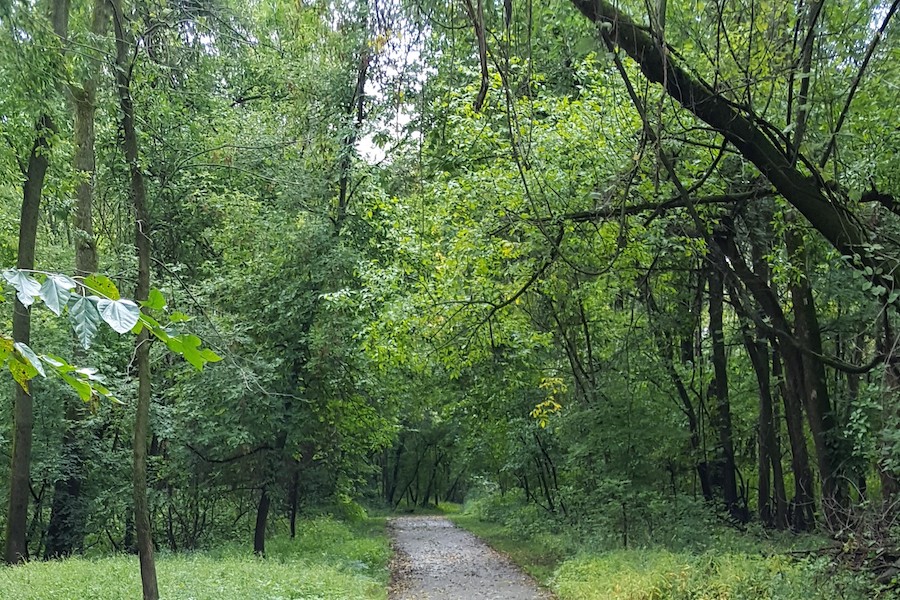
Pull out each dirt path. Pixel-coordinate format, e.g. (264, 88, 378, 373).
(388, 516, 554, 600)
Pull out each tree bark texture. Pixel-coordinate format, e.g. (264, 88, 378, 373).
(112, 0, 158, 596)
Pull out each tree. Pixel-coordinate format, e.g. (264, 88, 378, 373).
(5, 0, 68, 564)
(45, 0, 106, 559)
(110, 0, 158, 594)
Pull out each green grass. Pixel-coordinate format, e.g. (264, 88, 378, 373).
(551, 550, 874, 600)
(0, 517, 390, 600)
(451, 510, 878, 600)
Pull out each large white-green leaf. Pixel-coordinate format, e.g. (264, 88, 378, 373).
(97, 298, 140, 334)
(3, 268, 42, 308)
(39, 275, 76, 316)
(68, 296, 102, 349)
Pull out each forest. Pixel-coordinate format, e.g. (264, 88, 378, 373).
(0, 0, 899, 598)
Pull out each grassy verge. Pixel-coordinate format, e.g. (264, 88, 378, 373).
(451, 511, 877, 600)
(0, 517, 390, 600)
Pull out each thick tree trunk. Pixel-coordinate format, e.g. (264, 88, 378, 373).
(112, 0, 158, 596)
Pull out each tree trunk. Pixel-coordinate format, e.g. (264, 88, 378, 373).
(111, 0, 158, 596)
(45, 0, 105, 559)
(254, 488, 270, 556)
(708, 250, 742, 521)
(289, 468, 299, 539)
(717, 234, 815, 530)
(675, 336, 713, 501)
(5, 0, 69, 565)
(744, 334, 787, 528)
(785, 226, 846, 523)
(776, 347, 817, 530)
(386, 440, 404, 505)
(335, 23, 371, 232)
(4, 117, 51, 564)
(878, 313, 900, 500)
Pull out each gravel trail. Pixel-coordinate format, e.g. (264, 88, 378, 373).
(388, 516, 554, 600)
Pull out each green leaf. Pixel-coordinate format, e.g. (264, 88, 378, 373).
(68, 296, 102, 349)
(165, 335, 183, 354)
(42, 353, 74, 372)
(200, 348, 223, 363)
(97, 298, 140, 334)
(14, 342, 45, 377)
(39, 275, 75, 316)
(167, 334, 219, 370)
(142, 288, 166, 311)
(82, 274, 120, 300)
(3, 268, 42, 307)
(180, 335, 205, 369)
(9, 358, 35, 392)
(61, 372, 92, 402)
(169, 311, 192, 323)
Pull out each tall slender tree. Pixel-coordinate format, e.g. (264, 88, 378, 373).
(45, 0, 106, 558)
(111, 0, 158, 596)
(5, 0, 69, 565)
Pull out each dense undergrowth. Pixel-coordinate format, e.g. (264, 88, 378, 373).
(453, 491, 890, 600)
(0, 517, 390, 600)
